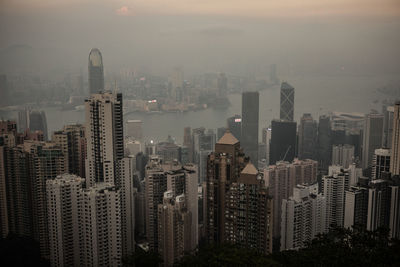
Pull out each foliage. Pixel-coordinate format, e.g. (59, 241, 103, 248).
(0, 234, 49, 267)
(175, 243, 280, 267)
(174, 227, 400, 267)
(272, 226, 400, 266)
(122, 249, 163, 267)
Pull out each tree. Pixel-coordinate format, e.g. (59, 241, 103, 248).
(122, 249, 163, 267)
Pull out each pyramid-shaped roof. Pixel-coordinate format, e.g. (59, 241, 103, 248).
(241, 162, 258, 175)
(217, 131, 239, 145)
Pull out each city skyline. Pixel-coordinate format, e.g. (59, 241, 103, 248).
(0, 1, 400, 266)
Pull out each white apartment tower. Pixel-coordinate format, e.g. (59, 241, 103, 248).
(280, 184, 326, 251)
(85, 92, 134, 256)
(322, 169, 349, 229)
(46, 174, 84, 267)
(80, 183, 122, 267)
(85, 92, 124, 187)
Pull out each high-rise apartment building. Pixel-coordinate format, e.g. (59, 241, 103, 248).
(52, 124, 86, 178)
(1, 140, 67, 258)
(280, 183, 326, 251)
(367, 179, 391, 231)
(158, 192, 192, 266)
(85, 92, 124, 186)
(280, 82, 294, 122)
(29, 141, 66, 259)
(344, 186, 369, 229)
(80, 183, 122, 267)
(383, 105, 394, 148)
(205, 132, 272, 253)
(84, 91, 134, 256)
(241, 91, 259, 166)
(46, 174, 84, 267)
(372, 148, 391, 180)
(298, 113, 317, 160)
(145, 157, 198, 252)
(322, 169, 349, 229)
(265, 159, 318, 249)
(205, 132, 247, 243)
(389, 176, 400, 239)
(390, 102, 400, 175)
(270, 120, 296, 165)
(88, 48, 104, 94)
(362, 113, 384, 170)
(331, 144, 355, 169)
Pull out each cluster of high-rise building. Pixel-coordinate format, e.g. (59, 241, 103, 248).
(0, 48, 400, 266)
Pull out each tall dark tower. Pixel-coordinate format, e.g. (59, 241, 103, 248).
(88, 48, 104, 95)
(227, 114, 242, 142)
(280, 82, 294, 122)
(270, 120, 296, 165)
(241, 91, 259, 166)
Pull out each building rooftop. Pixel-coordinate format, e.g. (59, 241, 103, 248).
(241, 162, 258, 175)
(217, 131, 239, 145)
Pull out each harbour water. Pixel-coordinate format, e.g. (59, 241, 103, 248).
(1, 74, 397, 144)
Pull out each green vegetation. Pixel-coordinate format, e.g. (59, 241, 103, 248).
(127, 227, 400, 266)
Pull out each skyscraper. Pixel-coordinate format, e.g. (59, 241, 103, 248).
(158, 192, 192, 266)
(241, 91, 259, 166)
(270, 120, 296, 165)
(371, 148, 391, 180)
(390, 101, 400, 176)
(389, 176, 400, 239)
(46, 174, 84, 267)
(80, 183, 122, 267)
(264, 159, 318, 250)
(84, 91, 134, 256)
(344, 186, 369, 229)
(85, 92, 123, 186)
(280, 183, 326, 251)
(29, 110, 48, 140)
(367, 179, 391, 231)
(205, 132, 272, 253)
(383, 105, 394, 148)
(88, 48, 104, 94)
(322, 169, 349, 229)
(262, 127, 272, 166)
(362, 113, 384, 171)
(331, 144, 355, 169)
(227, 115, 242, 142)
(298, 113, 317, 160)
(280, 82, 294, 122)
(317, 115, 332, 171)
(145, 157, 198, 252)
(52, 124, 86, 178)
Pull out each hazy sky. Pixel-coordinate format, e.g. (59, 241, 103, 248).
(1, 0, 400, 77)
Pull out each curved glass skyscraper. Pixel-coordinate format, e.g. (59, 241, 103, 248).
(88, 48, 104, 94)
